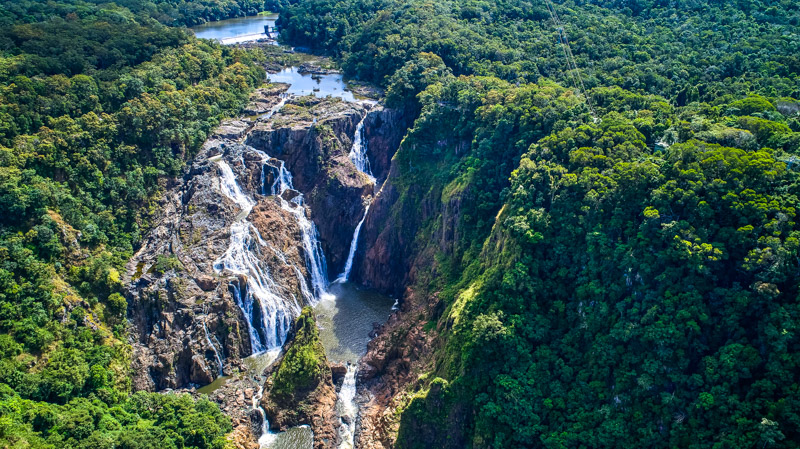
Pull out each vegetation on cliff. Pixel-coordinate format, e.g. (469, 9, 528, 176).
(275, 0, 800, 447)
(260, 306, 340, 447)
(263, 307, 332, 419)
(0, 0, 265, 446)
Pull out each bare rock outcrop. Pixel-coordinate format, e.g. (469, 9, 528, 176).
(246, 97, 377, 277)
(363, 105, 409, 182)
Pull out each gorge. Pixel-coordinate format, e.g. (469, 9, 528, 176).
(124, 50, 408, 448)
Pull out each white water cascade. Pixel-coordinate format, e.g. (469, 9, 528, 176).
(238, 348, 283, 447)
(253, 385, 273, 446)
(348, 115, 376, 183)
(202, 305, 225, 376)
(264, 95, 288, 121)
(213, 159, 302, 352)
(336, 364, 359, 449)
(335, 204, 370, 283)
(259, 151, 332, 301)
(334, 113, 377, 283)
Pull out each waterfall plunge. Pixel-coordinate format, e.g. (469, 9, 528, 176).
(348, 115, 376, 183)
(335, 113, 376, 283)
(258, 150, 332, 302)
(335, 204, 369, 283)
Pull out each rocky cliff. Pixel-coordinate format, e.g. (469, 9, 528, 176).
(363, 106, 409, 183)
(124, 138, 311, 391)
(344, 117, 476, 448)
(124, 75, 411, 449)
(247, 98, 373, 277)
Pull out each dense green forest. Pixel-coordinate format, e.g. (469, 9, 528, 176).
(0, 1, 264, 447)
(274, 0, 800, 447)
(1, 0, 274, 27)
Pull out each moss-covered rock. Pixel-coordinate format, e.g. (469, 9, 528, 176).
(261, 307, 339, 449)
(269, 307, 328, 399)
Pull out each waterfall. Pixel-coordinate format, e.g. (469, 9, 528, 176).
(336, 364, 359, 449)
(334, 113, 377, 283)
(237, 349, 282, 447)
(202, 305, 224, 376)
(264, 95, 288, 121)
(254, 383, 278, 448)
(335, 204, 370, 283)
(257, 151, 331, 302)
(348, 115, 376, 183)
(213, 159, 302, 352)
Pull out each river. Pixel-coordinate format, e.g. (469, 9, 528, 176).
(190, 14, 279, 44)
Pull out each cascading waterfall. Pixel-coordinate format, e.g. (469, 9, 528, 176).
(213, 159, 302, 352)
(257, 150, 331, 302)
(264, 95, 288, 121)
(248, 348, 282, 447)
(336, 364, 359, 449)
(202, 305, 225, 376)
(335, 204, 370, 283)
(335, 112, 377, 283)
(348, 115, 376, 183)
(254, 385, 271, 443)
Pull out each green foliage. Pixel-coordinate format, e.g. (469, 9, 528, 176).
(0, 388, 231, 448)
(392, 86, 800, 446)
(0, 0, 264, 445)
(270, 307, 328, 399)
(154, 255, 184, 274)
(277, 0, 800, 103)
(273, 1, 800, 445)
(0, 0, 274, 27)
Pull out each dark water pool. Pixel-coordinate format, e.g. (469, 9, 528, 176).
(315, 282, 395, 364)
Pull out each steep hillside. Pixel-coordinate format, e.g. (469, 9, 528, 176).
(271, 1, 800, 447)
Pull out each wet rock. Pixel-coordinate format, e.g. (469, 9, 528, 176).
(330, 362, 347, 385)
(243, 84, 290, 116)
(195, 275, 217, 291)
(355, 289, 440, 449)
(280, 188, 301, 203)
(245, 97, 381, 276)
(126, 141, 310, 391)
(122, 61, 408, 449)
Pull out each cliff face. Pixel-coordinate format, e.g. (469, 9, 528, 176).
(363, 106, 409, 183)
(124, 70, 413, 447)
(125, 84, 407, 393)
(125, 139, 310, 391)
(261, 307, 339, 449)
(245, 98, 375, 278)
(345, 117, 477, 447)
(244, 100, 407, 280)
